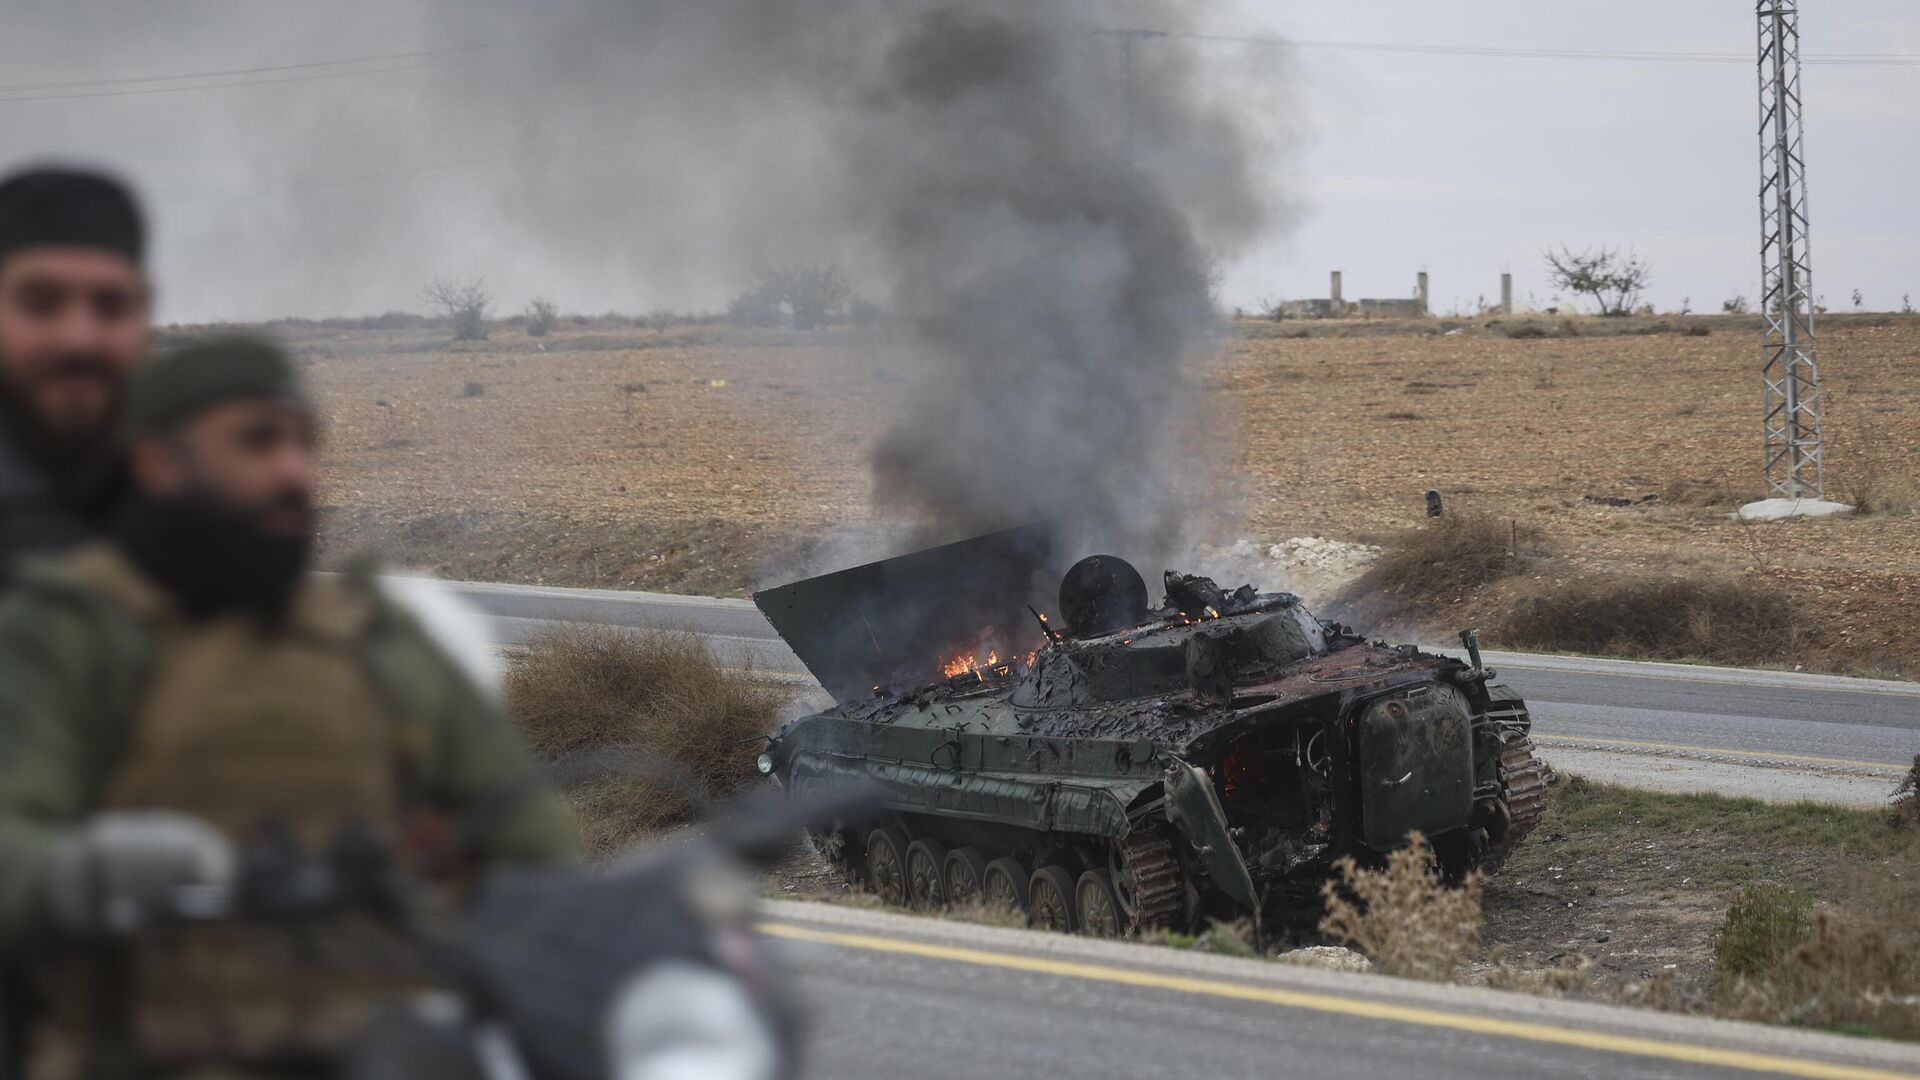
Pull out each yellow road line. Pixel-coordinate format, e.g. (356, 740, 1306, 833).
(1532, 734, 1909, 773)
(760, 922, 1917, 1080)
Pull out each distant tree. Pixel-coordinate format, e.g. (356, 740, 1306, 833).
(1542, 246, 1651, 317)
(525, 297, 560, 337)
(1904, 293, 1915, 315)
(727, 283, 783, 328)
(1723, 295, 1750, 315)
(421, 276, 492, 341)
(728, 261, 853, 330)
(1851, 288, 1864, 312)
(771, 261, 852, 330)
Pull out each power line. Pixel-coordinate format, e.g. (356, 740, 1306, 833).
(8, 25, 1908, 108)
(150, 153, 537, 204)
(0, 44, 493, 95)
(0, 61, 455, 103)
(0, 44, 498, 104)
(1099, 27, 1920, 67)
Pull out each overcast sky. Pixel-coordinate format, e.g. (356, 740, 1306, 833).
(1235, 0, 1920, 316)
(0, 1, 1912, 322)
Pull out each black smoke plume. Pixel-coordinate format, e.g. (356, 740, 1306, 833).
(4, 0, 1291, 567)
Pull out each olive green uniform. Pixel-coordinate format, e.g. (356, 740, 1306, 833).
(0, 544, 578, 1075)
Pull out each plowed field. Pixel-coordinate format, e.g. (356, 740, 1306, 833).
(289, 313, 1920, 675)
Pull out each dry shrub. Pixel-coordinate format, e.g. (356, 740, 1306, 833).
(1722, 911, 1920, 1039)
(1332, 512, 1533, 626)
(1843, 467, 1915, 518)
(1826, 390, 1917, 518)
(1193, 918, 1259, 958)
(1714, 883, 1813, 984)
(1495, 575, 1806, 667)
(506, 624, 792, 854)
(1662, 475, 1747, 508)
(1498, 322, 1554, 340)
(1320, 833, 1482, 980)
(945, 898, 1030, 931)
(1618, 968, 1689, 1013)
(1484, 947, 1594, 997)
(1893, 756, 1920, 830)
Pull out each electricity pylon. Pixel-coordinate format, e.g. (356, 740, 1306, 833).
(1757, 2, 1824, 499)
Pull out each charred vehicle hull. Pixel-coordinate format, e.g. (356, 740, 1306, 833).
(754, 535, 1545, 935)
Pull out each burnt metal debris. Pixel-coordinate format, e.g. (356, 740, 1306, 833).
(753, 535, 1547, 937)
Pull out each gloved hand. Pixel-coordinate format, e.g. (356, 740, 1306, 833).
(43, 811, 236, 936)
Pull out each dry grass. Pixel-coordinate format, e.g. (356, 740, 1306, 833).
(1333, 512, 1819, 671)
(1493, 574, 1807, 667)
(942, 898, 1031, 931)
(1484, 949, 1595, 997)
(1661, 475, 1749, 508)
(1721, 909, 1920, 1040)
(1894, 756, 1920, 830)
(1485, 776, 1917, 1023)
(1329, 512, 1533, 628)
(1319, 833, 1483, 981)
(1826, 389, 1918, 519)
(1193, 919, 1260, 957)
(1359, 512, 1529, 595)
(1714, 884, 1814, 984)
(506, 623, 792, 854)
(1617, 969, 1689, 1014)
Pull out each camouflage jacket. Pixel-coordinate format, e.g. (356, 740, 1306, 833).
(0, 430, 115, 586)
(0, 548, 579, 952)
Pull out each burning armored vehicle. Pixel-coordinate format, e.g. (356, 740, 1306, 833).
(753, 529, 1545, 935)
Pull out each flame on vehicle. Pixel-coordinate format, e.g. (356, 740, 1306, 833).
(942, 649, 1001, 679)
(937, 631, 1047, 684)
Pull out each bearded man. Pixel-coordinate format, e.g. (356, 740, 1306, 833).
(0, 167, 150, 581)
(0, 338, 578, 1078)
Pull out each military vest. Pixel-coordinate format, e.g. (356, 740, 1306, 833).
(31, 545, 428, 1079)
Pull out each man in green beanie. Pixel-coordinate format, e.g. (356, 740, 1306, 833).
(0, 336, 578, 1077)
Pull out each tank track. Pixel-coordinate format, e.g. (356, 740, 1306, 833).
(1482, 735, 1548, 873)
(1119, 829, 1184, 930)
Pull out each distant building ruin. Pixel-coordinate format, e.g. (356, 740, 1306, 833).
(1278, 271, 1431, 319)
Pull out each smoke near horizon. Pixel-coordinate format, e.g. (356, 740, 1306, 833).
(0, 0, 1299, 560)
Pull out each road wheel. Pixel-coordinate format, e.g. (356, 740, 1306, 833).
(1075, 869, 1124, 937)
(905, 839, 948, 910)
(865, 827, 911, 907)
(1028, 865, 1078, 933)
(981, 857, 1029, 918)
(942, 847, 990, 907)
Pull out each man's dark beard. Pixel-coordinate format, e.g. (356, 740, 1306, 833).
(0, 354, 121, 481)
(115, 492, 312, 621)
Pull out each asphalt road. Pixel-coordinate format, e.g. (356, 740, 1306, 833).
(442, 579, 1920, 805)
(768, 900, 1920, 1080)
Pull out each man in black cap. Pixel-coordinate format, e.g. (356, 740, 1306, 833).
(0, 166, 150, 581)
